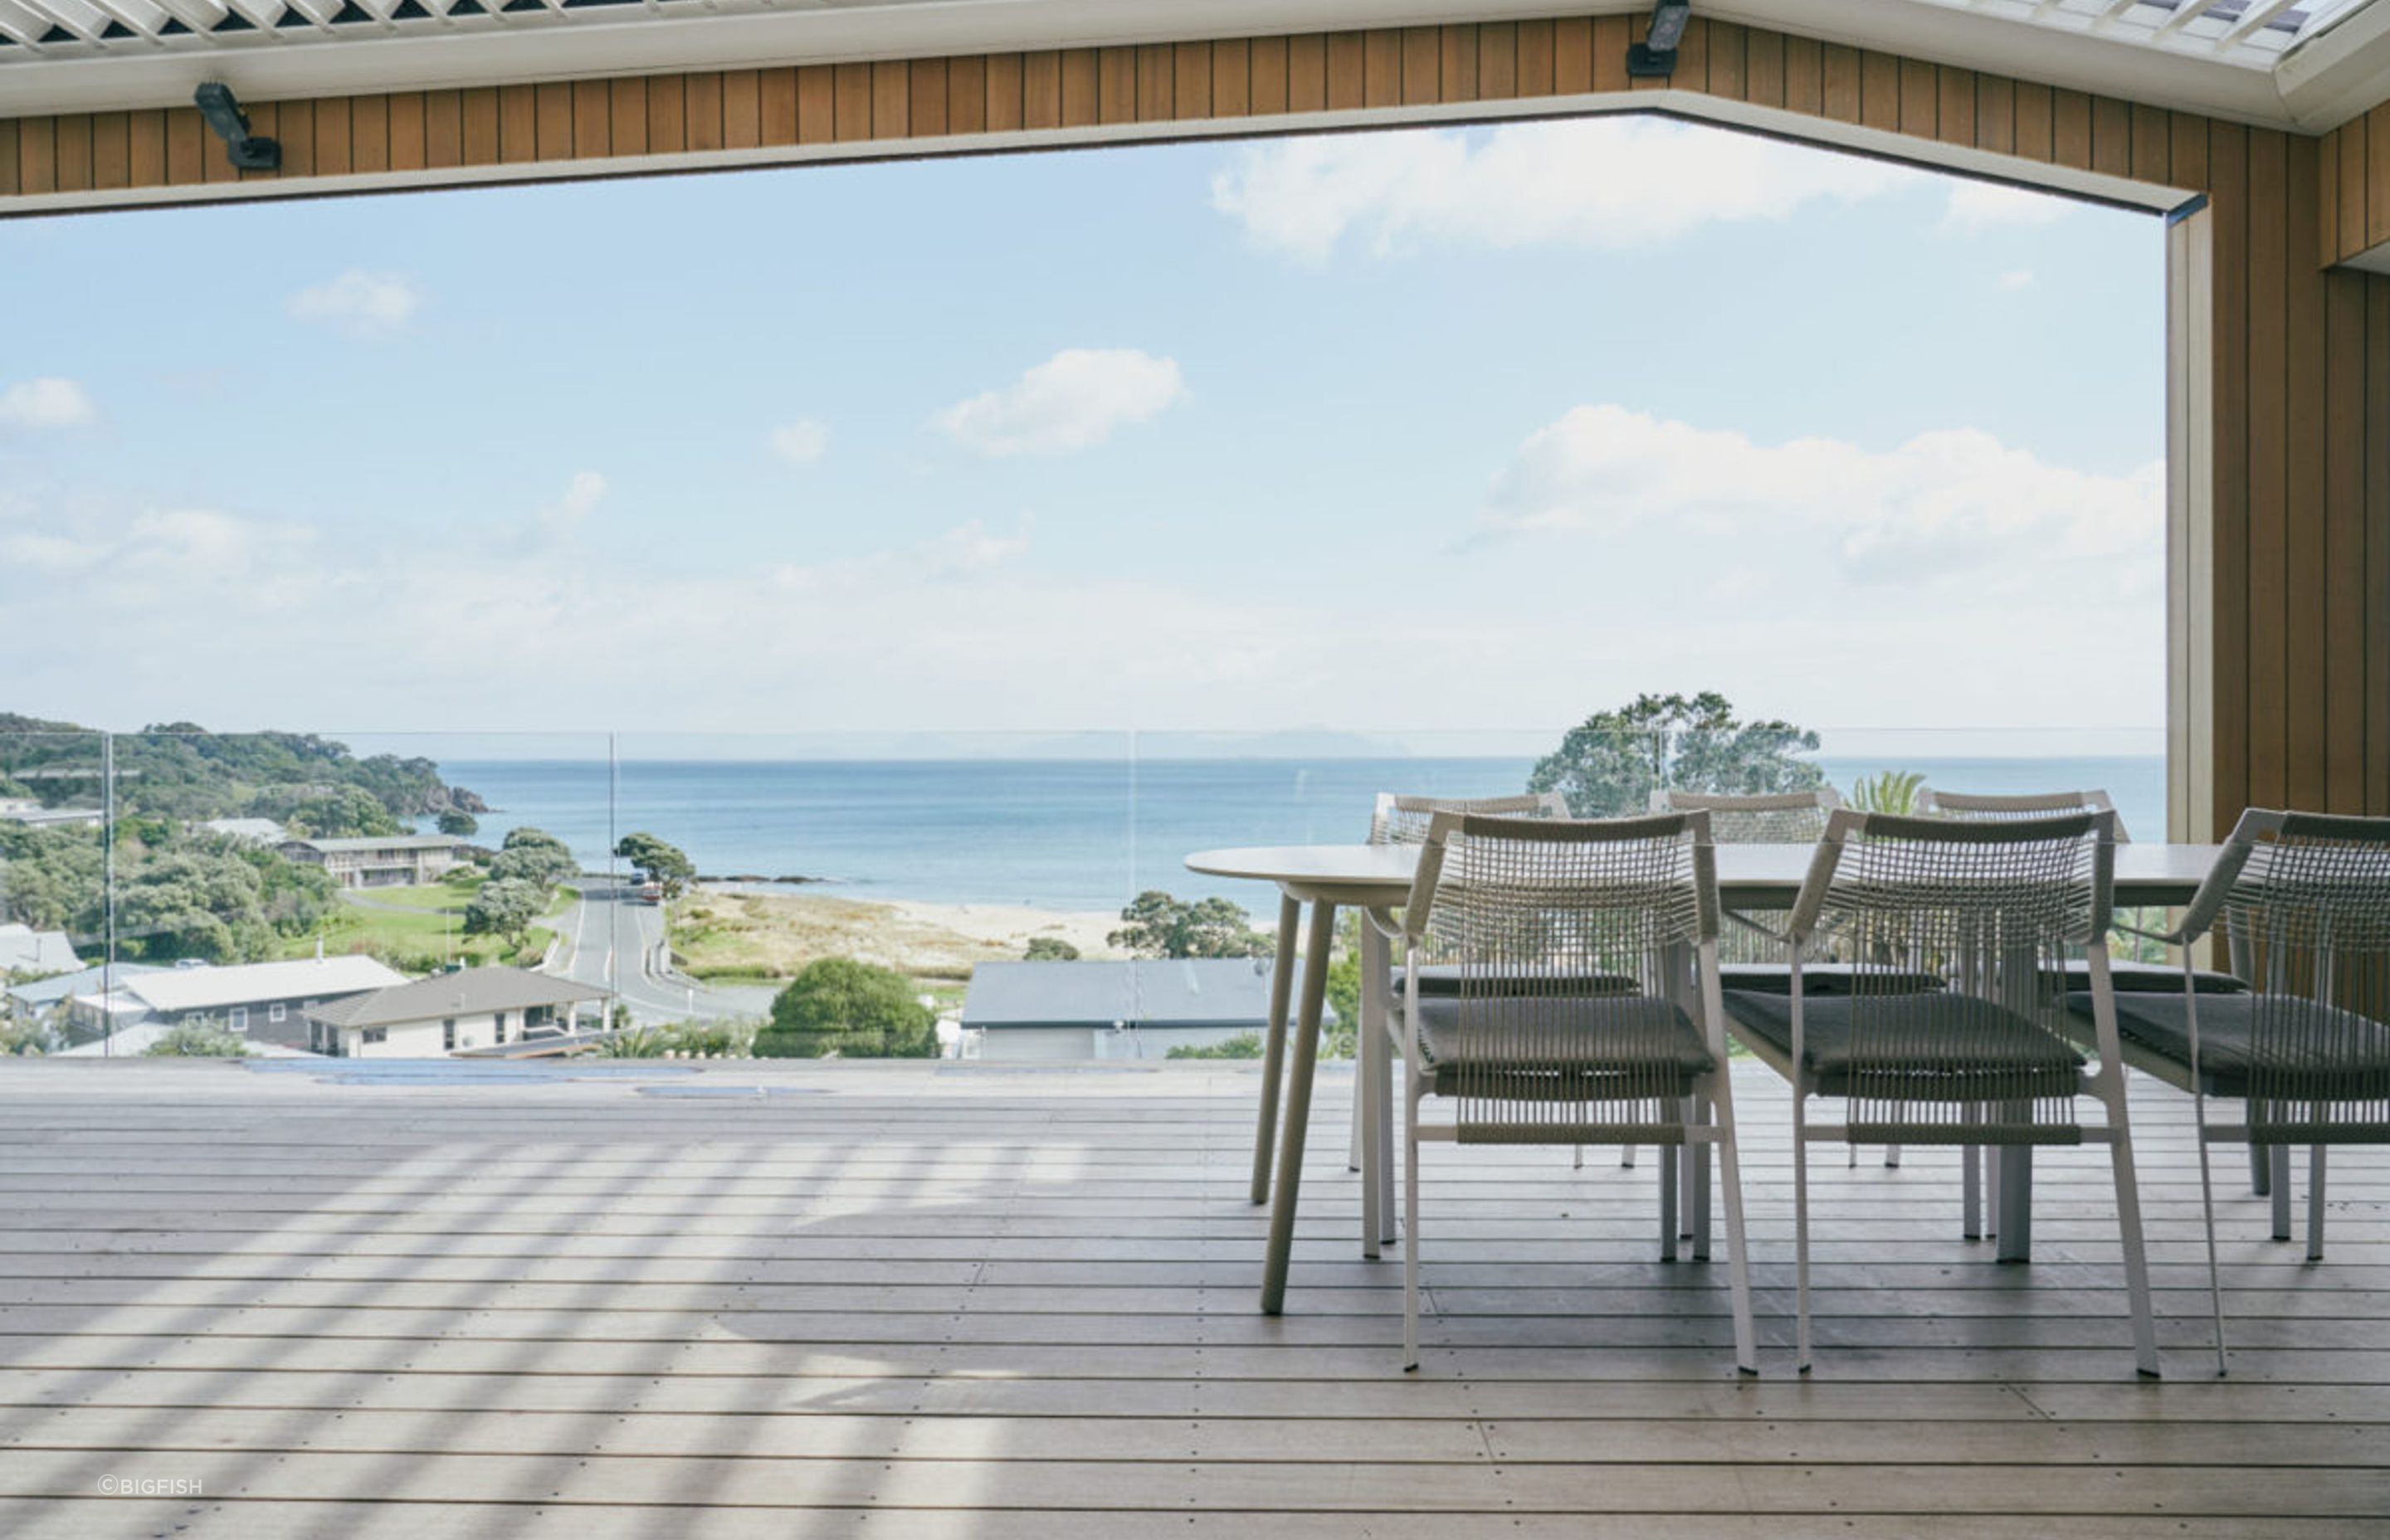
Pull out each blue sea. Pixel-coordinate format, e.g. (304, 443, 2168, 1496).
(433, 755, 2168, 916)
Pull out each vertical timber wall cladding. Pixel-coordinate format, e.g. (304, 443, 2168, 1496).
(4, 14, 2388, 837)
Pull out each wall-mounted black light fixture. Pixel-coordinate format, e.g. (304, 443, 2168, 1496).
(194, 83, 281, 172)
(1627, 0, 1694, 78)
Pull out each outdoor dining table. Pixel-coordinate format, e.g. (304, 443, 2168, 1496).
(1185, 840, 2227, 1314)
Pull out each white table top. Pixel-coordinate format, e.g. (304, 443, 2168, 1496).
(1185, 841, 2228, 909)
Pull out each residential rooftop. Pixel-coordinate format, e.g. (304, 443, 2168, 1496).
(305, 966, 611, 1030)
(94, 955, 408, 1014)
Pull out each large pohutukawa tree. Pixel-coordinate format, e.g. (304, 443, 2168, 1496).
(1529, 691, 1827, 817)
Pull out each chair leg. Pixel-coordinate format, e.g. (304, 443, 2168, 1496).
(1402, 1084, 1422, 1372)
(2249, 1139, 2270, 1196)
(2196, 1123, 2229, 1377)
(1884, 1143, 1902, 1170)
(2270, 1144, 2294, 1241)
(1690, 1095, 1712, 1262)
(2105, 1121, 2162, 1379)
(1792, 1105, 1813, 1373)
(2306, 1146, 2328, 1263)
(1963, 1137, 1982, 1240)
(1709, 1099, 1757, 1377)
(1679, 1097, 1699, 1241)
(1618, 1144, 1635, 1169)
(1659, 1128, 1679, 1264)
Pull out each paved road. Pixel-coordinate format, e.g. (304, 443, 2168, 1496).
(548, 883, 773, 1025)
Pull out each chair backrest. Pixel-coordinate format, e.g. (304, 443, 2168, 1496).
(2176, 810, 2390, 1136)
(1788, 807, 2114, 1138)
(1403, 810, 1720, 1139)
(1651, 787, 1842, 844)
(1917, 787, 2131, 844)
(1370, 789, 1567, 846)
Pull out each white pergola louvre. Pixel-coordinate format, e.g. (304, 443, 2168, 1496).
(0, 0, 2384, 132)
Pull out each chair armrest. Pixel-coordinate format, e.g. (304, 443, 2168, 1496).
(1362, 906, 1404, 943)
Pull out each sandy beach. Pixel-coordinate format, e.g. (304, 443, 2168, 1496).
(671, 885, 1121, 983)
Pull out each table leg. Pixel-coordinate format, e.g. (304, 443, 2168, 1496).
(1361, 919, 1397, 1249)
(1358, 920, 1383, 1259)
(1261, 899, 1339, 1315)
(1996, 1135, 2032, 1261)
(1248, 894, 1302, 1208)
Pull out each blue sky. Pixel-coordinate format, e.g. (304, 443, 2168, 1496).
(0, 115, 2164, 749)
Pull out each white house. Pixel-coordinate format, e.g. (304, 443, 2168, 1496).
(302, 967, 611, 1057)
(0, 923, 82, 977)
(69, 954, 407, 1049)
(960, 958, 1324, 1063)
(277, 834, 462, 889)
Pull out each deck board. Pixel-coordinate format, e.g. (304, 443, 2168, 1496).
(0, 1060, 2383, 1536)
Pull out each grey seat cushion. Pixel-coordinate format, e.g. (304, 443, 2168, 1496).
(2064, 991, 2390, 1096)
(1715, 963, 1948, 997)
(1404, 993, 1713, 1099)
(1722, 990, 2084, 1097)
(2053, 958, 2248, 994)
(1394, 964, 1641, 999)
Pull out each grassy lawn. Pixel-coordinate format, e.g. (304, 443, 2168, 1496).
(279, 880, 570, 972)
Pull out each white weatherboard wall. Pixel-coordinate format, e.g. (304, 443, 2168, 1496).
(973, 1026, 1262, 1062)
(336, 1010, 515, 1058)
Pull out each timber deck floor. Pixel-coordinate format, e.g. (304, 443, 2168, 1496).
(0, 1057, 2383, 1538)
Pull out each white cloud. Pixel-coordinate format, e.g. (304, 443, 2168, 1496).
(0, 377, 98, 431)
(1210, 119, 1916, 264)
(770, 419, 830, 465)
(532, 471, 607, 541)
(1477, 404, 2160, 589)
(937, 349, 1186, 456)
(287, 271, 422, 339)
(1944, 181, 2067, 232)
(1997, 269, 2036, 292)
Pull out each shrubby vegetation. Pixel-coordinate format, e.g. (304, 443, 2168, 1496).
(600, 1018, 761, 1059)
(755, 958, 938, 1059)
(1167, 1032, 1263, 1060)
(143, 1021, 250, 1057)
(0, 713, 482, 824)
(1023, 937, 1080, 961)
(0, 820, 339, 963)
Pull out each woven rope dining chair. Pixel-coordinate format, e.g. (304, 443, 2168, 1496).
(1647, 789, 1881, 1181)
(1357, 792, 1573, 1175)
(1387, 809, 1756, 1373)
(1918, 787, 2248, 1223)
(1719, 807, 2161, 1377)
(2062, 810, 2390, 1375)
(1372, 791, 1568, 846)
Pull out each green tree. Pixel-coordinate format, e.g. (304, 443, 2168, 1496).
(117, 847, 270, 962)
(0, 823, 103, 934)
(1108, 891, 1272, 959)
(464, 877, 544, 948)
(280, 786, 403, 840)
(755, 958, 938, 1059)
(1023, 937, 1080, 962)
(1529, 691, 1826, 816)
(614, 831, 697, 898)
(490, 826, 578, 889)
(436, 808, 480, 837)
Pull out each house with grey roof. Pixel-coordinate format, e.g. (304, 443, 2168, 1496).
(69, 954, 408, 1050)
(278, 834, 462, 889)
(960, 958, 1324, 1063)
(302, 967, 611, 1058)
